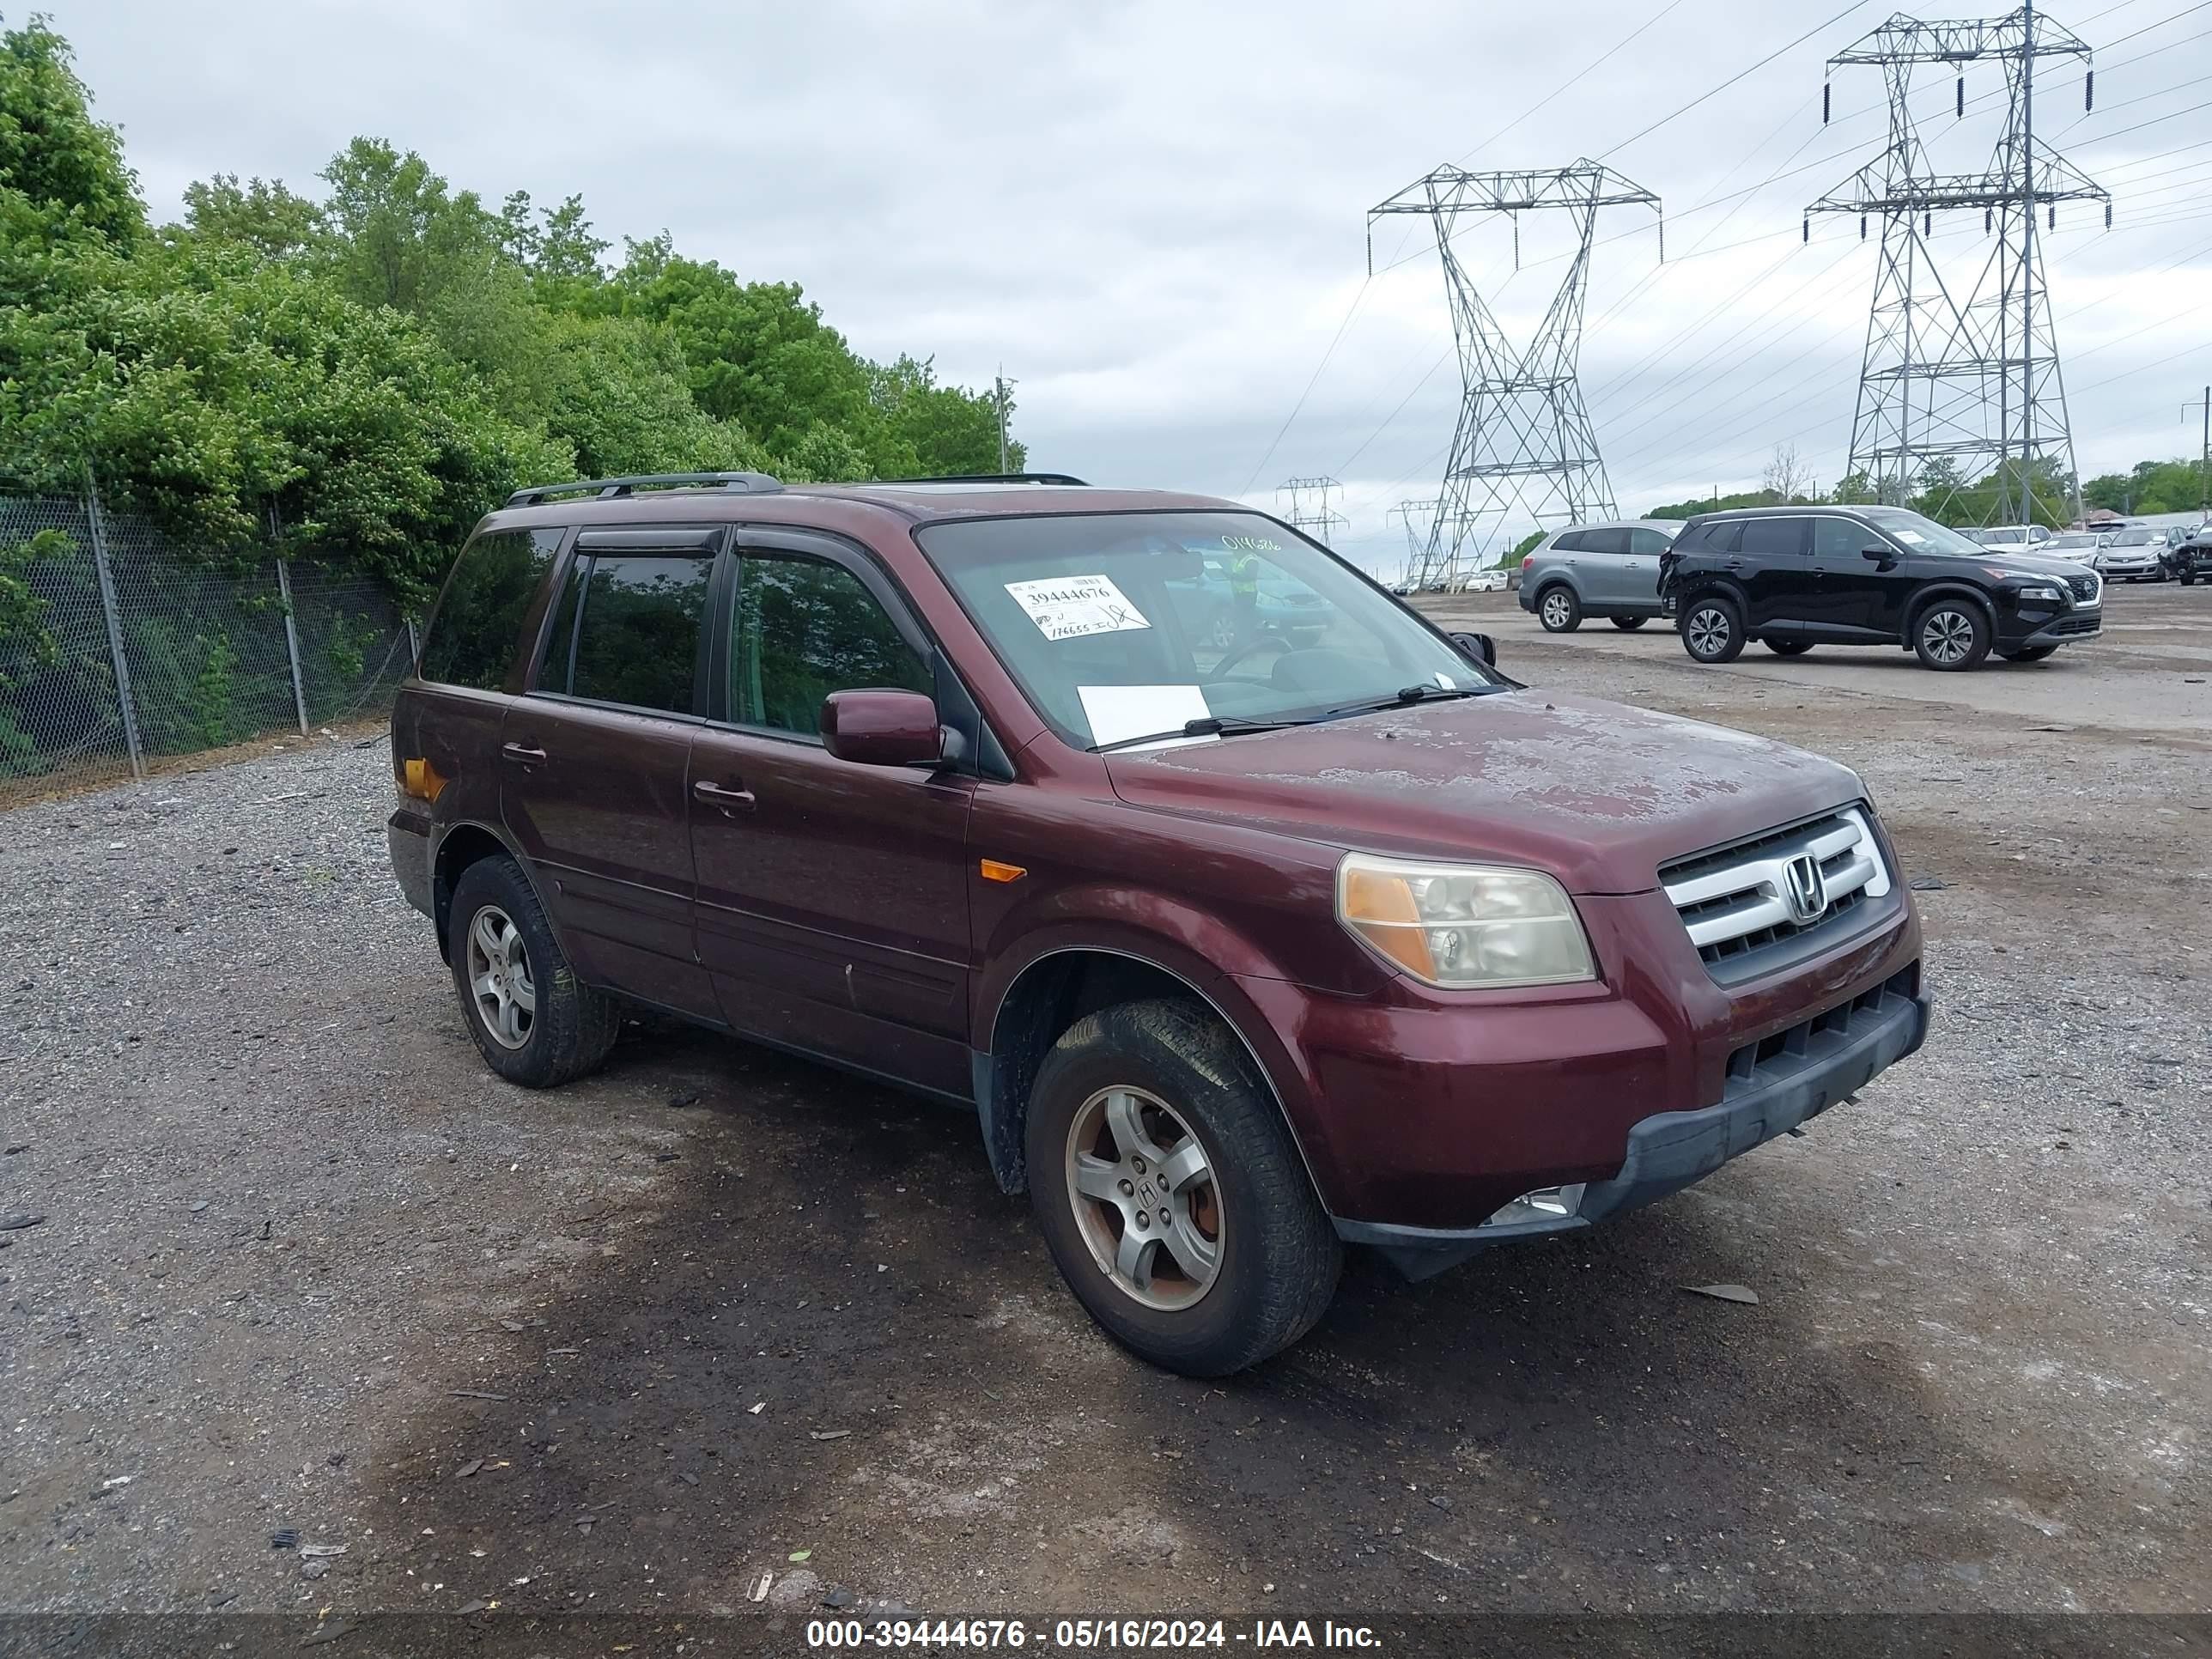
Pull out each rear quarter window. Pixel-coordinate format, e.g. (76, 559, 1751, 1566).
(419, 527, 565, 690)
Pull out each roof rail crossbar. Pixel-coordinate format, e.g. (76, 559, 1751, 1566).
(505, 471, 783, 508)
(874, 472, 1090, 487)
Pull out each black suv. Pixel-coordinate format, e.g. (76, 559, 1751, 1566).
(2168, 523, 2212, 585)
(1657, 505, 2102, 672)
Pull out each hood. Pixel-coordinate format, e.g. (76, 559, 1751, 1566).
(1103, 690, 1863, 895)
(1967, 551, 2099, 582)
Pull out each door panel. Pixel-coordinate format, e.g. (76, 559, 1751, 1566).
(1577, 526, 1632, 606)
(1806, 515, 1883, 636)
(1733, 517, 1811, 629)
(501, 699, 716, 1018)
(498, 536, 721, 1019)
(690, 542, 976, 1098)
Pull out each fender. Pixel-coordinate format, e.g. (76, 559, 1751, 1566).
(972, 921, 1336, 1206)
(1899, 580, 1995, 643)
(426, 815, 568, 967)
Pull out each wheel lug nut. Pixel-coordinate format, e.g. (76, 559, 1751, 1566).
(1117, 1179, 1134, 1196)
(1134, 1211, 1150, 1231)
(1131, 1157, 1146, 1175)
(1158, 1208, 1170, 1225)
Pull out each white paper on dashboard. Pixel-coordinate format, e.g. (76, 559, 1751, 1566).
(1077, 684, 1213, 748)
(1004, 574, 1151, 640)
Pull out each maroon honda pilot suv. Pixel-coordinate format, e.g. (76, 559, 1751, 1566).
(388, 471, 1929, 1375)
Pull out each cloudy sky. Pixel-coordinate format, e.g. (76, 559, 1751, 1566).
(52, 0, 2212, 578)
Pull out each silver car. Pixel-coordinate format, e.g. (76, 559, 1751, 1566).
(2094, 524, 2172, 582)
(1517, 519, 1680, 633)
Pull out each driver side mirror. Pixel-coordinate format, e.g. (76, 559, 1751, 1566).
(1447, 630, 1497, 667)
(820, 689, 945, 768)
(1862, 546, 1895, 565)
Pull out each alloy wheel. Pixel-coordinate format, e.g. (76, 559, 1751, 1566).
(1921, 609, 1974, 665)
(1686, 606, 1732, 658)
(1064, 1085, 1223, 1311)
(1540, 592, 1572, 629)
(465, 904, 536, 1050)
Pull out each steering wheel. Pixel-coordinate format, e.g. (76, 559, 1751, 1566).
(1203, 631, 1291, 683)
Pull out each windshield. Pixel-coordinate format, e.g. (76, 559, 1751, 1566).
(2109, 528, 2154, 545)
(1863, 507, 1995, 559)
(914, 512, 1499, 748)
(2048, 535, 2101, 550)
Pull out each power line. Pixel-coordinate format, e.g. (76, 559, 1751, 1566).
(1237, 277, 1371, 497)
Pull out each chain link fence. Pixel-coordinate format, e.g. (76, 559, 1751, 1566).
(0, 491, 418, 789)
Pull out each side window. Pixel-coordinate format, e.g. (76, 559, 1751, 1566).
(419, 528, 563, 690)
(1739, 518, 1807, 558)
(1629, 527, 1674, 556)
(1551, 530, 1588, 554)
(1814, 518, 1872, 561)
(731, 552, 933, 738)
(539, 552, 714, 714)
(1582, 527, 1632, 555)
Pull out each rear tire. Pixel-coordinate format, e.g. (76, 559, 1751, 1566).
(1680, 596, 1745, 664)
(447, 854, 620, 1087)
(1610, 616, 1649, 630)
(1911, 599, 1992, 672)
(1536, 586, 1583, 632)
(2000, 644, 2058, 663)
(1025, 999, 1340, 1376)
(1764, 638, 1814, 657)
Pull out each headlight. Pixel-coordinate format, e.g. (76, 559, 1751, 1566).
(1335, 854, 1595, 988)
(2014, 582, 2065, 603)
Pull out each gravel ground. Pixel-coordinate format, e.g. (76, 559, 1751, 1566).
(1, 586, 2207, 1636)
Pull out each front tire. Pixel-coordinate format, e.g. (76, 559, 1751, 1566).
(1536, 586, 1583, 632)
(1680, 596, 1746, 664)
(1912, 599, 1991, 671)
(1025, 1000, 1340, 1376)
(447, 854, 620, 1087)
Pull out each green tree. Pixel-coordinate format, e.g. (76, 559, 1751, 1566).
(0, 15, 143, 246)
(180, 173, 327, 261)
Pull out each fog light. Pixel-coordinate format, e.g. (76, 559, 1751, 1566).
(1484, 1183, 1586, 1228)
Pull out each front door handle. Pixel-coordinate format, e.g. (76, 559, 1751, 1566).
(1724, 558, 1747, 572)
(501, 741, 547, 768)
(694, 779, 757, 812)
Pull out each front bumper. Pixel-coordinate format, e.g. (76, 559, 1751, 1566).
(2013, 610, 2102, 648)
(1334, 967, 1930, 1279)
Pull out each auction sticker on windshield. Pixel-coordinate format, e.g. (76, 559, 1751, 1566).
(1005, 574, 1151, 641)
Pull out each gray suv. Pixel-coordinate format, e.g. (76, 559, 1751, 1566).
(1518, 519, 1680, 632)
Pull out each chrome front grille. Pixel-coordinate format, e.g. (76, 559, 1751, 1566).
(1662, 806, 1893, 980)
(2069, 572, 2101, 605)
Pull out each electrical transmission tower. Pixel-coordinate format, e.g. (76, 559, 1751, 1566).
(1809, 3, 2108, 524)
(1389, 499, 1443, 587)
(1277, 476, 1349, 544)
(1369, 162, 1660, 584)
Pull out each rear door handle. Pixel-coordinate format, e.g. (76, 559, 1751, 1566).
(694, 779, 757, 811)
(1724, 558, 1747, 571)
(501, 741, 547, 768)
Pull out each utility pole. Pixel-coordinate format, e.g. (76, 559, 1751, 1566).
(1809, 7, 2107, 521)
(994, 370, 1011, 474)
(1367, 161, 1660, 586)
(2189, 386, 2212, 518)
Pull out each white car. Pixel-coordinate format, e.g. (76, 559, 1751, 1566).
(1973, 524, 2056, 550)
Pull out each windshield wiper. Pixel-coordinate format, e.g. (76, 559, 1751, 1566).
(1093, 714, 1316, 754)
(1321, 684, 1491, 720)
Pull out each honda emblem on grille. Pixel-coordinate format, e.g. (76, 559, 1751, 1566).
(1782, 854, 1826, 925)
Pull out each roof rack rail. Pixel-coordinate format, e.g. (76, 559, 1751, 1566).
(873, 472, 1090, 487)
(505, 471, 783, 508)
